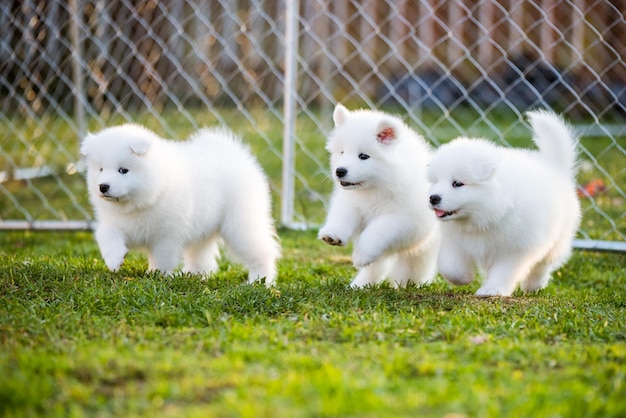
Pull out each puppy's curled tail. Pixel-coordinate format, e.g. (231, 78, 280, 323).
(527, 109, 579, 179)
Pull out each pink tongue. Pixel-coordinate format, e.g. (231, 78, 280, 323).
(434, 209, 445, 218)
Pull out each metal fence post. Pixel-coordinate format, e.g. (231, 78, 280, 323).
(281, 0, 299, 227)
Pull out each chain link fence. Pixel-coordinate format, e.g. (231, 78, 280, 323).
(1, 0, 625, 250)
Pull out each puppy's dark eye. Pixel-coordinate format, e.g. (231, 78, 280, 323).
(118, 167, 129, 174)
(358, 153, 370, 160)
(452, 180, 464, 188)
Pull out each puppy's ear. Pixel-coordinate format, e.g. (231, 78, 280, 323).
(472, 157, 497, 181)
(129, 138, 151, 156)
(333, 103, 349, 126)
(80, 133, 95, 157)
(376, 120, 397, 144)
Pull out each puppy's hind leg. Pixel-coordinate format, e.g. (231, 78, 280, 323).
(522, 235, 573, 293)
(521, 261, 553, 293)
(183, 235, 221, 276)
(222, 212, 280, 286)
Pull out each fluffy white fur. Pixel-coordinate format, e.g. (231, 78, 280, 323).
(318, 104, 440, 288)
(81, 124, 280, 285)
(427, 110, 581, 296)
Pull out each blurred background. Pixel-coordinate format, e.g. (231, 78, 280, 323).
(0, 0, 624, 247)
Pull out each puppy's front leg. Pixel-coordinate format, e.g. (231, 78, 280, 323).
(95, 225, 128, 271)
(352, 214, 413, 267)
(148, 242, 182, 274)
(476, 257, 531, 297)
(350, 257, 392, 288)
(437, 241, 474, 286)
(318, 193, 359, 247)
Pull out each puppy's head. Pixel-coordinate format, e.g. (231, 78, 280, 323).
(427, 138, 501, 224)
(326, 103, 403, 190)
(81, 124, 156, 208)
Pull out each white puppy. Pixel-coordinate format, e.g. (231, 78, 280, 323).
(318, 104, 440, 288)
(81, 124, 280, 285)
(427, 110, 581, 296)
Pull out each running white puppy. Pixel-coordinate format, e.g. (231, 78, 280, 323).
(318, 104, 440, 288)
(427, 110, 581, 296)
(81, 124, 280, 285)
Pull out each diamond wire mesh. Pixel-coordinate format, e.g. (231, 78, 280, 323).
(0, 0, 625, 248)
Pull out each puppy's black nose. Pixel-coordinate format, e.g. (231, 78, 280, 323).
(335, 167, 348, 178)
(429, 194, 441, 205)
(99, 184, 110, 194)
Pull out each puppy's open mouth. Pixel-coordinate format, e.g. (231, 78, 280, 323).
(340, 180, 362, 188)
(434, 209, 458, 219)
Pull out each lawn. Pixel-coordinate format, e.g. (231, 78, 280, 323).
(1, 228, 625, 417)
(1, 105, 625, 416)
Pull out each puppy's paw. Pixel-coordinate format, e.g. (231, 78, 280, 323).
(443, 273, 474, 286)
(247, 272, 276, 287)
(350, 277, 372, 289)
(475, 286, 511, 297)
(318, 228, 346, 246)
(246, 276, 272, 287)
(102, 247, 127, 271)
(320, 235, 344, 246)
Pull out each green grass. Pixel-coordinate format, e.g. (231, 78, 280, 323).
(1, 229, 625, 417)
(1, 105, 625, 415)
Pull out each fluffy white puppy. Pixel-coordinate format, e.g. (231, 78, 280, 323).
(427, 110, 581, 296)
(318, 104, 440, 288)
(81, 124, 280, 285)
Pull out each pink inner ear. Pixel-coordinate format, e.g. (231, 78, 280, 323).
(377, 127, 396, 144)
